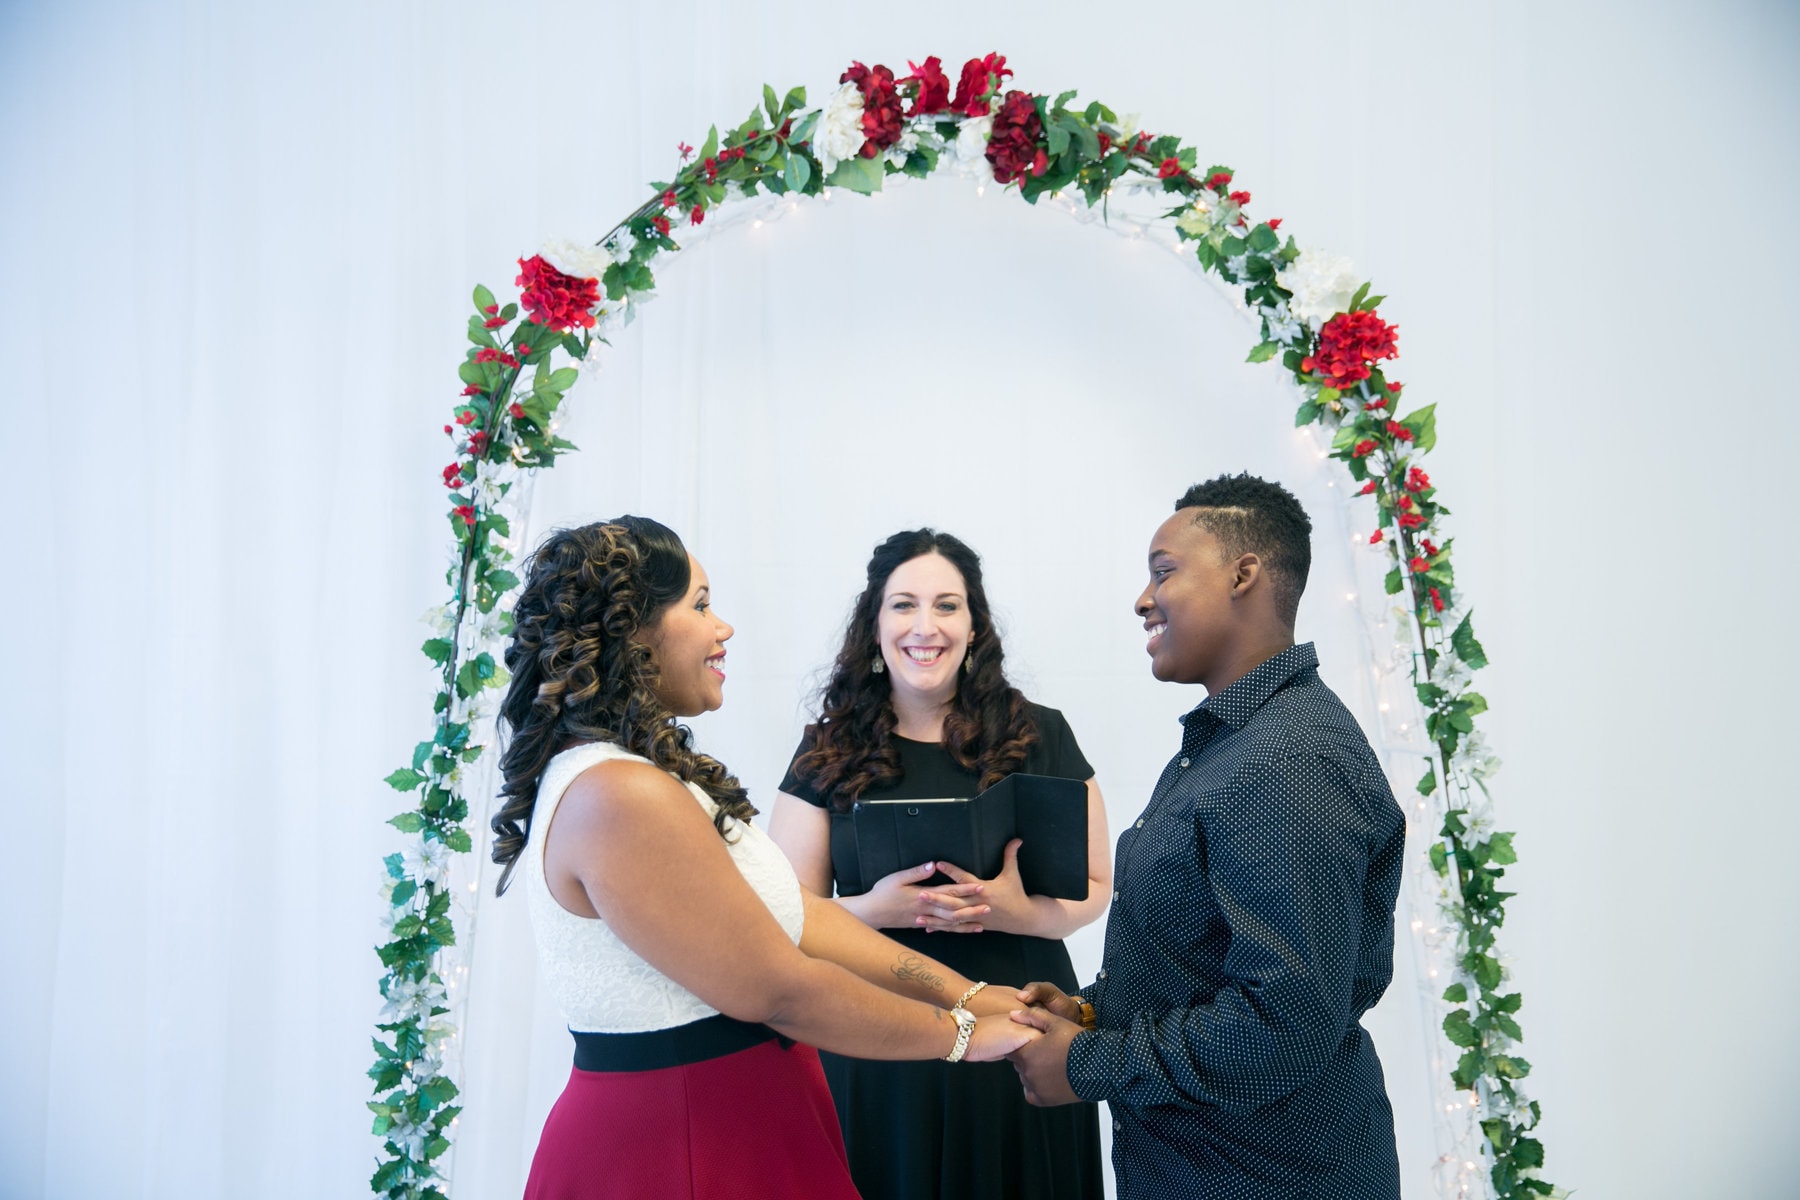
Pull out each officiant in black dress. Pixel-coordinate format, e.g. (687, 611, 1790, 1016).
(769, 529, 1111, 1200)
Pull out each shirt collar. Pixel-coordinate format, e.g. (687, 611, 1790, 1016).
(1181, 642, 1319, 734)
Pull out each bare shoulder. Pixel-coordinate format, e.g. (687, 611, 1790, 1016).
(554, 757, 712, 847)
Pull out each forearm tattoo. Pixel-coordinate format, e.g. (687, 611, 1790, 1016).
(891, 954, 947, 995)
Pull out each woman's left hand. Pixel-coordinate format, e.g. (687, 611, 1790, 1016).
(935, 840, 1033, 934)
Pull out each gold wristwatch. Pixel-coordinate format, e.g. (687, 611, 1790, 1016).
(944, 1005, 977, 1062)
(1074, 996, 1097, 1030)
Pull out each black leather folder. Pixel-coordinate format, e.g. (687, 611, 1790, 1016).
(850, 773, 1089, 901)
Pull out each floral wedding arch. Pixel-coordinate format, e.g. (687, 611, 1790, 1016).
(367, 54, 1559, 1200)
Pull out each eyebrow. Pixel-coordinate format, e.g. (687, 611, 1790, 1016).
(888, 591, 965, 601)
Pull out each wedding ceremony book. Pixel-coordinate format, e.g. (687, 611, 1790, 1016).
(850, 773, 1090, 900)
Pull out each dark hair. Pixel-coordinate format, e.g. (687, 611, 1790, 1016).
(1174, 473, 1313, 624)
(788, 529, 1038, 811)
(489, 516, 754, 895)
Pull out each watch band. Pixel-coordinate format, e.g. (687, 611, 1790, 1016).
(1075, 997, 1097, 1030)
(943, 1005, 977, 1063)
(955, 981, 989, 1010)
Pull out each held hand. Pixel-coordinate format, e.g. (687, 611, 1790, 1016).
(937, 839, 1030, 932)
(961, 1012, 1042, 1063)
(860, 862, 987, 930)
(1005, 1006, 1083, 1106)
(1016, 980, 1082, 1024)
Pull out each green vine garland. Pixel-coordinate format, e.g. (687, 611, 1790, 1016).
(369, 54, 1559, 1200)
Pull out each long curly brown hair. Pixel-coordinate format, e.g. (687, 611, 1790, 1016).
(489, 516, 754, 895)
(789, 529, 1039, 811)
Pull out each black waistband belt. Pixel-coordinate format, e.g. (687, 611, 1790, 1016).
(571, 1013, 791, 1072)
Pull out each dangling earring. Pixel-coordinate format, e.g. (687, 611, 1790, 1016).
(963, 648, 974, 675)
(871, 655, 885, 675)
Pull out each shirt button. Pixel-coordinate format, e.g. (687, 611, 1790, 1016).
(1112, 889, 1120, 901)
(1134, 818, 1144, 828)
(1097, 968, 1108, 980)
(1113, 1118, 1122, 1132)
(1179, 757, 1190, 768)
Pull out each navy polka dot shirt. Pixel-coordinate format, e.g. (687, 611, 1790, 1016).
(1065, 643, 1405, 1199)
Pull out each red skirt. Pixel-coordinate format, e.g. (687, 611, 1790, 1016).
(525, 1028, 859, 1200)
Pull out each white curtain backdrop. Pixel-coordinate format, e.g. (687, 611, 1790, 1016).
(3, 2, 1796, 1199)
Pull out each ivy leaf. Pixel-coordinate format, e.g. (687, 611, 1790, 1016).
(1247, 223, 1279, 254)
(485, 568, 520, 594)
(1451, 1049, 1483, 1090)
(1384, 566, 1403, 596)
(1451, 611, 1489, 670)
(1472, 953, 1503, 991)
(1293, 400, 1321, 426)
(388, 812, 425, 833)
(1492, 1054, 1532, 1079)
(1400, 402, 1439, 453)
(1429, 843, 1448, 875)
(1418, 761, 1438, 797)
(1495, 991, 1524, 1013)
(762, 83, 780, 124)
(1487, 831, 1518, 865)
(1495, 1011, 1524, 1040)
(421, 638, 453, 665)
(442, 826, 473, 853)
(390, 879, 417, 907)
(384, 852, 405, 880)
(1442, 1009, 1480, 1048)
(1442, 982, 1468, 1003)
(384, 768, 425, 792)
(1246, 341, 1280, 364)
(698, 124, 719, 163)
(1512, 1134, 1546, 1169)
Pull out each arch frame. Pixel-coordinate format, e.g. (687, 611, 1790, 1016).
(368, 55, 1555, 1200)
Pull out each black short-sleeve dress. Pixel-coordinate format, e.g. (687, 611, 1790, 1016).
(778, 703, 1105, 1200)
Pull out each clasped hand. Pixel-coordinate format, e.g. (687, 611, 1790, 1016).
(863, 838, 1030, 934)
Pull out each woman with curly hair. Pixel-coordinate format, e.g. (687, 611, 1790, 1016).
(768, 529, 1113, 1200)
(493, 517, 1037, 1200)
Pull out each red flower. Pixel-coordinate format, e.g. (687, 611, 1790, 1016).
(950, 52, 1011, 117)
(1386, 419, 1414, 442)
(677, 141, 693, 160)
(905, 56, 952, 115)
(1409, 555, 1430, 573)
(443, 424, 452, 435)
(453, 504, 477, 527)
(1364, 395, 1389, 411)
(1422, 539, 1440, 557)
(1133, 131, 1151, 153)
(1158, 157, 1182, 179)
(986, 90, 1049, 185)
(475, 347, 520, 369)
(651, 214, 672, 236)
(1358, 480, 1377, 495)
(690, 206, 705, 226)
(442, 463, 463, 488)
(1352, 439, 1378, 458)
(1396, 494, 1413, 511)
(1229, 190, 1251, 205)
(1429, 587, 1445, 613)
(508, 402, 525, 420)
(661, 189, 678, 208)
(1269, 217, 1283, 230)
(1398, 512, 1427, 529)
(1301, 310, 1400, 389)
(1369, 529, 1384, 545)
(517, 343, 531, 357)
(481, 304, 498, 316)
(461, 384, 482, 396)
(1388, 380, 1404, 393)
(1406, 467, 1431, 493)
(1097, 131, 1112, 155)
(483, 315, 506, 329)
(455, 409, 476, 426)
(1206, 170, 1234, 189)
(704, 155, 718, 183)
(515, 255, 599, 334)
(467, 429, 490, 455)
(841, 61, 904, 156)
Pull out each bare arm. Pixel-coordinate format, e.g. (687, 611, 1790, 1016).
(935, 776, 1114, 941)
(547, 762, 1029, 1060)
(797, 890, 1021, 1018)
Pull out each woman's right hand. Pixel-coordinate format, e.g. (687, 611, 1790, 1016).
(1016, 981, 1083, 1024)
(960, 1012, 1042, 1063)
(854, 861, 989, 932)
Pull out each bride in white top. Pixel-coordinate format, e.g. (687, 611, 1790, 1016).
(489, 516, 1037, 1200)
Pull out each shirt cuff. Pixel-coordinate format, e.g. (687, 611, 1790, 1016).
(1065, 1027, 1123, 1104)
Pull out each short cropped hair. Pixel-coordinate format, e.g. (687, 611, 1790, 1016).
(1174, 474, 1313, 624)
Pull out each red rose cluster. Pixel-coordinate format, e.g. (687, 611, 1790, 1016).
(841, 62, 905, 159)
(903, 56, 952, 115)
(951, 52, 1009, 117)
(516, 255, 599, 334)
(1302, 310, 1399, 390)
(987, 90, 1048, 184)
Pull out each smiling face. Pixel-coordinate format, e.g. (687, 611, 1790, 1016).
(1135, 510, 1242, 686)
(638, 554, 734, 717)
(876, 552, 974, 710)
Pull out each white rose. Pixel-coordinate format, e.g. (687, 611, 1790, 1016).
(1276, 247, 1361, 327)
(814, 83, 866, 176)
(538, 237, 611, 282)
(954, 115, 993, 171)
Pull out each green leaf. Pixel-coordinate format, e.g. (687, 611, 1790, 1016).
(473, 284, 496, 314)
(1428, 842, 1448, 875)
(1451, 611, 1489, 670)
(1442, 982, 1469, 1003)
(1348, 280, 1372, 312)
(784, 152, 812, 192)
(384, 852, 405, 879)
(1401, 402, 1439, 453)
(390, 879, 417, 907)
(1495, 991, 1524, 1013)
(1492, 1054, 1532, 1079)
(1384, 566, 1403, 595)
(388, 812, 425, 833)
(1495, 1011, 1524, 1040)
(1246, 341, 1280, 364)
(384, 768, 424, 792)
(698, 124, 719, 163)
(763, 83, 780, 124)
(544, 367, 579, 392)
(1442, 1009, 1479, 1048)
(1487, 831, 1518, 865)
(782, 86, 806, 113)
(1473, 953, 1503, 992)
(825, 154, 885, 194)
(485, 568, 520, 594)
(421, 638, 453, 665)
(443, 826, 473, 853)
(1512, 1134, 1545, 1169)
(1247, 223, 1279, 253)
(1417, 761, 1437, 796)
(1293, 400, 1321, 426)
(1451, 1048, 1483, 1090)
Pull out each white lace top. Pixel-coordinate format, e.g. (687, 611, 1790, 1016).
(522, 739, 806, 1033)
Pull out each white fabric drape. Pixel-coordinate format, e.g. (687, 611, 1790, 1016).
(3, 2, 1796, 1199)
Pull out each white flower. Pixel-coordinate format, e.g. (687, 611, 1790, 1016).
(603, 227, 636, 265)
(814, 84, 866, 176)
(1261, 301, 1304, 346)
(1452, 729, 1502, 785)
(884, 127, 922, 167)
(403, 837, 452, 886)
(385, 1114, 429, 1160)
(379, 975, 448, 1023)
(421, 604, 457, 637)
(953, 115, 993, 172)
(1276, 247, 1361, 327)
(538, 237, 611, 282)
